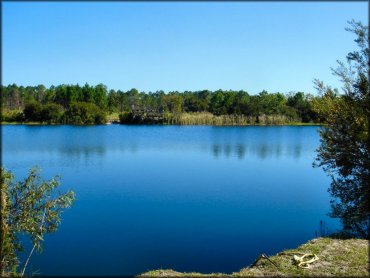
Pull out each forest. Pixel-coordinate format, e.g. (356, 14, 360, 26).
(1, 83, 328, 125)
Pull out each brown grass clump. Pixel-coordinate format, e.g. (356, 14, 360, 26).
(164, 112, 298, 126)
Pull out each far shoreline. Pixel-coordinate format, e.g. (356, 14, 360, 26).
(1, 122, 322, 127)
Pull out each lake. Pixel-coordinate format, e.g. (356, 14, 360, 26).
(2, 125, 339, 276)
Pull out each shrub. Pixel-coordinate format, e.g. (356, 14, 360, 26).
(23, 102, 42, 122)
(64, 102, 106, 124)
(1, 110, 25, 122)
(40, 103, 64, 123)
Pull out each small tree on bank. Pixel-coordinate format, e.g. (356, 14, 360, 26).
(313, 20, 369, 238)
(0, 168, 75, 276)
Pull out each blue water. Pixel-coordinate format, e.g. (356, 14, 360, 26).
(2, 125, 339, 276)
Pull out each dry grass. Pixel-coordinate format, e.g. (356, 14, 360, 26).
(138, 237, 369, 277)
(164, 112, 299, 126)
(107, 112, 120, 122)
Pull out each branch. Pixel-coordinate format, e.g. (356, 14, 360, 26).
(20, 207, 47, 277)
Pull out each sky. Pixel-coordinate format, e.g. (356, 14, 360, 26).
(2, 1, 368, 94)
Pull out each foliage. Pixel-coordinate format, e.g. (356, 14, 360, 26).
(0, 168, 75, 276)
(40, 103, 64, 123)
(119, 111, 164, 124)
(287, 92, 318, 122)
(313, 20, 369, 238)
(23, 102, 64, 123)
(0, 110, 25, 123)
(64, 102, 106, 125)
(23, 101, 43, 122)
(1, 84, 321, 125)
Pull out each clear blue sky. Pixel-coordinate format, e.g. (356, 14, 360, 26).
(2, 1, 368, 94)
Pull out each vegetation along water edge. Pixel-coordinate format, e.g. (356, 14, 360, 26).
(2, 86, 330, 125)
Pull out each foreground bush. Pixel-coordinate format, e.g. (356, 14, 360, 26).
(0, 167, 75, 276)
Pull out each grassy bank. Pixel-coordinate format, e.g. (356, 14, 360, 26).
(1, 112, 321, 126)
(139, 237, 368, 277)
(0, 121, 53, 125)
(165, 112, 295, 126)
(1, 121, 321, 126)
(107, 112, 120, 122)
(119, 112, 321, 126)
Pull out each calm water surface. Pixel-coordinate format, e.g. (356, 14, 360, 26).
(2, 125, 339, 275)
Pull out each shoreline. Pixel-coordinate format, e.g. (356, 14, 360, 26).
(1, 122, 322, 127)
(138, 237, 368, 277)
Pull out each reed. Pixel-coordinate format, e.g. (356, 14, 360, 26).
(163, 112, 299, 126)
(119, 111, 300, 125)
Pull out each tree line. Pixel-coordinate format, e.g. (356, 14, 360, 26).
(1, 83, 326, 125)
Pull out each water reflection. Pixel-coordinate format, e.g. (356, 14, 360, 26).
(210, 143, 302, 159)
(2, 125, 338, 276)
(60, 146, 106, 158)
(8, 141, 304, 160)
(5, 125, 311, 161)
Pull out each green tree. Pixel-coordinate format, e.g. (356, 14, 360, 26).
(117, 90, 129, 112)
(287, 92, 318, 122)
(313, 20, 369, 238)
(232, 91, 250, 115)
(210, 90, 226, 115)
(64, 102, 106, 124)
(54, 85, 69, 108)
(107, 89, 119, 113)
(183, 92, 200, 112)
(164, 93, 182, 114)
(4, 84, 22, 110)
(248, 95, 262, 120)
(23, 101, 42, 122)
(93, 84, 108, 109)
(197, 90, 211, 112)
(35, 85, 46, 103)
(82, 83, 94, 103)
(40, 103, 64, 123)
(0, 168, 75, 276)
(127, 88, 141, 111)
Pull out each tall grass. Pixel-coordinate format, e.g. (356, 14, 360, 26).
(163, 112, 299, 125)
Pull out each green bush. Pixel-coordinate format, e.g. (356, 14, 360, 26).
(64, 102, 106, 124)
(23, 102, 42, 122)
(23, 102, 64, 123)
(40, 103, 64, 123)
(1, 110, 25, 122)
